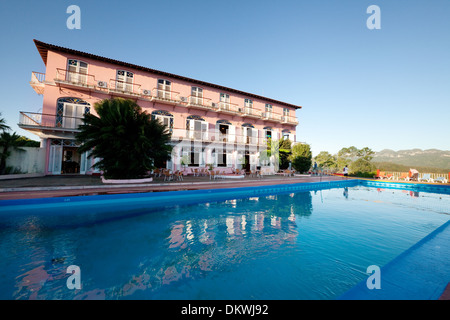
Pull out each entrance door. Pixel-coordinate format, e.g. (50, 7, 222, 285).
(80, 152, 90, 174)
(48, 145, 62, 174)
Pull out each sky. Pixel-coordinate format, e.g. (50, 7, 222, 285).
(0, 0, 449, 156)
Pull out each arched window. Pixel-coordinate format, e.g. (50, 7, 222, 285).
(152, 110, 174, 132)
(263, 126, 272, 139)
(242, 123, 257, 144)
(56, 97, 90, 129)
(186, 115, 208, 140)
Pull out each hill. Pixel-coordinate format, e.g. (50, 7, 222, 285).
(373, 149, 450, 171)
(372, 162, 448, 174)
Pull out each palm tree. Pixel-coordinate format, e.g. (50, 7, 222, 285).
(0, 131, 22, 174)
(76, 98, 173, 179)
(0, 112, 10, 132)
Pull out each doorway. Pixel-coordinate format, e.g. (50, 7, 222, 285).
(62, 147, 81, 174)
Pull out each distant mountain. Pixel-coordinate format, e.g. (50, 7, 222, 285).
(373, 149, 450, 171)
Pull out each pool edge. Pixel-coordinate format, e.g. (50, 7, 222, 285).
(338, 219, 450, 300)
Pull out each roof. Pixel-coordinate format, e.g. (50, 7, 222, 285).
(33, 39, 301, 110)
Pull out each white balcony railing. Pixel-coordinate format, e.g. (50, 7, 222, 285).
(169, 128, 290, 146)
(19, 111, 84, 131)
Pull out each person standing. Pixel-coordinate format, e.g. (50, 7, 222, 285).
(343, 165, 349, 177)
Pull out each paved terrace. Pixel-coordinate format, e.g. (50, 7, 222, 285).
(0, 174, 346, 200)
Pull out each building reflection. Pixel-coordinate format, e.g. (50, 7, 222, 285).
(9, 191, 314, 299)
(120, 191, 314, 297)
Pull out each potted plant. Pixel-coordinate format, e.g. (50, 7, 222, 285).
(181, 155, 190, 168)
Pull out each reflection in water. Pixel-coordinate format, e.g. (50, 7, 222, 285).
(343, 187, 349, 199)
(1, 191, 313, 300)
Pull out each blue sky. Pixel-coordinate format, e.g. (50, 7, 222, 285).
(0, 0, 449, 156)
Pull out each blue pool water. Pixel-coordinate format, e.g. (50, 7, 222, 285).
(0, 181, 449, 300)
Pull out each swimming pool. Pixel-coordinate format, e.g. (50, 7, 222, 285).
(0, 180, 449, 300)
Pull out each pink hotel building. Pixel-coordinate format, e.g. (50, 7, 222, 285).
(20, 40, 301, 175)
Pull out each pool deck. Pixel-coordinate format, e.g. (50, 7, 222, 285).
(1, 174, 449, 300)
(0, 174, 346, 200)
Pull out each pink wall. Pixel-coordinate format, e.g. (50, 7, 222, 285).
(42, 50, 297, 135)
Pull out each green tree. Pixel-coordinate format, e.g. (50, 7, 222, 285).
(0, 132, 22, 175)
(349, 158, 375, 174)
(336, 146, 358, 169)
(0, 113, 11, 132)
(314, 151, 337, 169)
(15, 136, 40, 147)
(291, 143, 312, 173)
(350, 147, 375, 174)
(76, 98, 173, 179)
(278, 139, 292, 170)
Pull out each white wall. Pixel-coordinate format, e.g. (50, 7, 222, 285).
(3, 147, 46, 174)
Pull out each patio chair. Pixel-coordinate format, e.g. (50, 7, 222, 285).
(397, 172, 409, 181)
(377, 172, 387, 179)
(193, 168, 199, 177)
(175, 170, 183, 181)
(434, 177, 448, 183)
(163, 170, 173, 181)
(419, 173, 432, 182)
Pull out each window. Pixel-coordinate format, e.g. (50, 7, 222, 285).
(157, 79, 171, 99)
(63, 103, 88, 129)
(265, 104, 272, 117)
(116, 70, 133, 92)
(220, 93, 230, 110)
(244, 99, 253, 114)
(191, 87, 203, 105)
(152, 110, 174, 133)
(282, 108, 290, 122)
(187, 115, 208, 140)
(67, 59, 88, 84)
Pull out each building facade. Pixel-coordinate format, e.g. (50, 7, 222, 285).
(20, 40, 301, 175)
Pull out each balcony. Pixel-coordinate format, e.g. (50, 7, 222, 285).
(170, 128, 272, 147)
(281, 115, 299, 125)
(185, 95, 214, 111)
(262, 112, 281, 122)
(216, 102, 241, 115)
(18, 111, 84, 138)
(30, 71, 46, 95)
(242, 107, 262, 120)
(152, 88, 180, 105)
(109, 79, 141, 97)
(55, 69, 96, 89)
